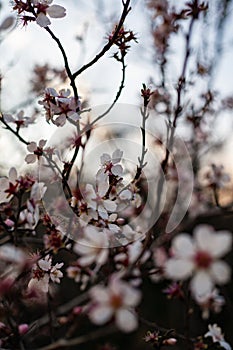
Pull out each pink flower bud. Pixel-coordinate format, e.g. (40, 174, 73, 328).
(18, 324, 29, 335)
(163, 338, 177, 345)
(4, 219, 14, 227)
(0, 322, 6, 330)
(73, 306, 82, 315)
(116, 218, 125, 225)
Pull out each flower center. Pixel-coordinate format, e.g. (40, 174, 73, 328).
(110, 294, 123, 309)
(194, 250, 212, 269)
(33, 268, 45, 280)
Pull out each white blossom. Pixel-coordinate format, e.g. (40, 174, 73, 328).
(165, 225, 232, 299)
(74, 225, 109, 267)
(0, 167, 18, 203)
(89, 274, 141, 332)
(205, 324, 232, 350)
(25, 139, 47, 164)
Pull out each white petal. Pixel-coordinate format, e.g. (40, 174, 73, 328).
(210, 261, 231, 284)
(123, 285, 141, 307)
(194, 225, 214, 251)
(89, 306, 113, 325)
(46, 87, 58, 96)
(3, 113, 14, 122)
(112, 149, 123, 163)
(108, 223, 120, 233)
(78, 254, 95, 266)
(36, 13, 51, 27)
(112, 164, 123, 176)
(96, 249, 108, 266)
(115, 309, 138, 332)
(39, 139, 46, 148)
(98, 206, 108, 220)
(28, 275, 49, 293)
(119, 189, 132, 200)
(219, 341, 232, 350)
(210, 231, 232, 258)
(47, 5, 66, 18)
(104, 199, 117, 212)
(100, 153, 111, 165)
(25, 154, 36, 164)
(31, 182, 46, 201)
(0, 178, 9, 202)
(190, 271, 213, 297)
(97, 177, 109, 197)
(172, 234, 195, 258)
(90, 286, 110, 303)
(54, 114, 66, 126)
(68, 112, 80, 122)
(0, 16, 14, 31)
(27, 142, 37, 152)
(9, 167, 17, 182)
(165, 259, 194, 280)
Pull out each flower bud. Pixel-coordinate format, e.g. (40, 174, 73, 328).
(18, 324, 29, 335)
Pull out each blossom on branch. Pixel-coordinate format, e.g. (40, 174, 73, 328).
(89, 274, 141, 332)
(12, 0, 66, 27)
(205, 324, 232, 350)
(165, 225, 232, 299)
(25, 139, 47, 164)
(28, 255, 63, 294)
(39, 88, 80, 126)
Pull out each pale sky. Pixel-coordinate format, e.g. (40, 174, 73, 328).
(1, 0, 233, 172)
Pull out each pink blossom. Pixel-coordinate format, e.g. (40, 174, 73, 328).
(74, 225, 109, 267)
(39, 88, 80, 126)
(89, 275, 141, 332)
(165, 225, 232, 299)
(0, 167, 18, 203)
(25, 139, 47, 164)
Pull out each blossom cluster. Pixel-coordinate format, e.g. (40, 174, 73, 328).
(0, 0, 232, 349)
(12, 0, 66, 27)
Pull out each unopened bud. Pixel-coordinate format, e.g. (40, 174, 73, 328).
(73, 306, 82, 315)
(163, 338, 177, 345)
(18, 324, 29, 335)
(116, 218, 125, 225)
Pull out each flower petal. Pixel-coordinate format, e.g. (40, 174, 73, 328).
(89, 305, 113, 325)
(165, 259, 194, 280)
(210, 231, 232, 258)
(112, 149, 123, 164)
(27, 142, 37, 152)
(100, 153, 111, 165)
(47, 5, 66, 18)
(9, 167, 17, 182)
(104, 199, 117, 212)
(123, 284, 141, 307)
(96, 249, 108, 266)
(25, 154, 36, 164)
(210, 261, 231, 285)
(190, 271, 213, 297)
(115, 308, 138, 332)
(194, 225, 214, 251)
(172, 234, 195, 258)
(36, 13, 51, 27)
(112, 164, 123, 176)
(90, 285, 110, 303)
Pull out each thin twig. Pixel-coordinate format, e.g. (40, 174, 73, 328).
(72, 0, 131, 79)
(44, 27, 79, 101)
(88, 57, 127, 127)
(27, 292, 89, 334)
(36, 325, 117, 350)
(0, 114, 29, 146)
